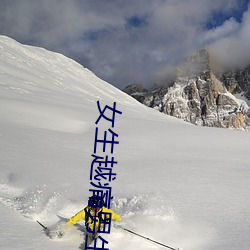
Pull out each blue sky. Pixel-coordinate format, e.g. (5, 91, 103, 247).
(0, 0, 249, 89)
(205, 0, 249, 28)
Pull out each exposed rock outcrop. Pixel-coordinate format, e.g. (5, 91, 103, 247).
(123, 49, 250, 130)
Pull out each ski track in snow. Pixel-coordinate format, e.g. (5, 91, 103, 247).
(0, 179, 211, 250)
(0, 181, 63, 221)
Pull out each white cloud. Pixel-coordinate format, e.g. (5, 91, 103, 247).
(0, 0, 249, 88)
(209, 5, 250, 68)
(200, 18, 240, 45)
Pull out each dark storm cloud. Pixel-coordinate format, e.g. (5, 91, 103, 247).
(0, 0, 249, 89)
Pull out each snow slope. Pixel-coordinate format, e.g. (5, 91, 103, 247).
(0, 36, 250, 250)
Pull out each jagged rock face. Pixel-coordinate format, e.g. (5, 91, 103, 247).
(122, 84, 147, 103)
(162, 50, 250, 129)
(162, 74, 249, 128)
(123, 49, 250, 130)
(217, 66, 250, 99)
(123, 84, 146, 95)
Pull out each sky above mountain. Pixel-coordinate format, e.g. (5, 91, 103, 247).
(0, 0, 249, 89)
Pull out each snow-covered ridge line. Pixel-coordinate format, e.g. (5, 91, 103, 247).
(0, 35, 149, 111)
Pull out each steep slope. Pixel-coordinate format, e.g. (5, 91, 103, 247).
(0, 36, 250, 250)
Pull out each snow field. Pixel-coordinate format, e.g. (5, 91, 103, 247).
(0, 36, 250, 250)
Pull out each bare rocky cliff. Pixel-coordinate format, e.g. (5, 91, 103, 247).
(123, 49, 250, 130)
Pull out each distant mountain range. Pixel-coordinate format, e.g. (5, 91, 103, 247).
(123, 49, 250, 130)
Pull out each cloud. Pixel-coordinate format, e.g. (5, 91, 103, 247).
(0, 0, 249, 88)
(200, 18, 240, 45)
(209, 4, 250, 69)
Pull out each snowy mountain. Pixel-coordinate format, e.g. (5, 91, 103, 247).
(124, 49, 250, 130)
(217, 65, 250, 100)
(1, 36, 250, 250)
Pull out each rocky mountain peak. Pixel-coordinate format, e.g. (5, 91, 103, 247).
(123, 49, 250, 130)
(177, 49, 210, 78)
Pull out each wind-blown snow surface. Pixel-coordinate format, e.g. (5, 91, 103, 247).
(0, 36, 250, 250)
